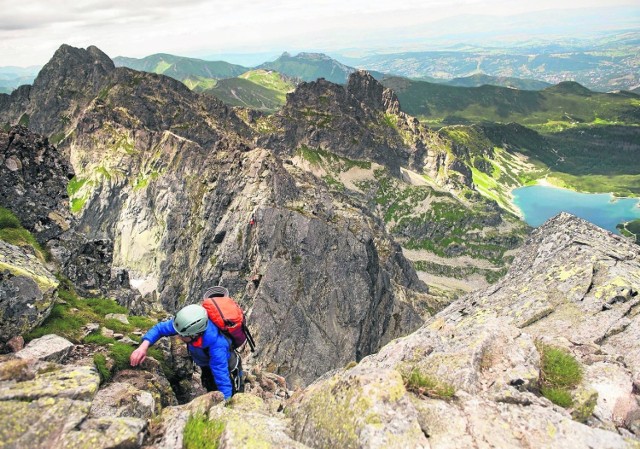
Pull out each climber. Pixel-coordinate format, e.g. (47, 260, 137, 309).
(130, 304, 240, 400)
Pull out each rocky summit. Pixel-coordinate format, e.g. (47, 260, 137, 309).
(0, 44, 638, 448)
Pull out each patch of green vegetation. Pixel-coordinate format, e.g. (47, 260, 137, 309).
(240, 69, 295, 93)
(132, 170, 161, 190)
(183, 413, 225, 449)
(70, 197, 87, 213)
(67, 176, 91, 214)
(102, 318, 131, 334)
(297, 145, 370, 172)
(85, 297, 128, 316)
(0, 207, 22, 229)
(133, 176, 149, 190)
(357, 168, 526, 267)
(154, 60, 172, 74)
(128, 315, 157, 330)
(49, 132, 66, 146)
(538, 343, 583, 408)
(402, 368, 455, 399)
(542, 387, 574, 408)
(93, 353, 112, 382)
(18, 113, 29, 127)
(67, 177, 87, 197)
(108, 341, 167, 373)
(183, 76, 218, 91)
(322, 175, 345, 192)
(84, 332, 116, 346)
(96, 166, 111, 180)
(108, 342, 136, 371)
(0, 207, 48, 260)
(24, 302, 86, 341)
(413, 260, 507, 284)
(25, 283, 157, 347)
(383, 113, 398, 129)
(298, 144, 322, 165)
(547, 172, 640, 197)
(383, 186, 430, 223)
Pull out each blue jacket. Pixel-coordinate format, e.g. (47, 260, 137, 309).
(142, 318, 233, 399)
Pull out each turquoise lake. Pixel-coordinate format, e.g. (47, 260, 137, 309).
(512, 185, 640, 233)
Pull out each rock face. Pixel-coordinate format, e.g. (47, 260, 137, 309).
(0, 126, 142, 308)
(0, 125, 74, 243)
(249, 206, 424, 386)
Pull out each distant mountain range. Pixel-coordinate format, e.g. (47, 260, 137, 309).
(105, 51, 561, 112)
(258, 52, 384, 84)
(340, 31, 640, 92)
(0, 66, 40, 94)
(113, 53, 249, 80)
(445, 74, 551, 90)
(74, 30, 640, 96)
(380, 77, 640, 127)
(2, 29, 637, 107)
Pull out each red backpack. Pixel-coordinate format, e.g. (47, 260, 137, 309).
(201, 286, 256, 352)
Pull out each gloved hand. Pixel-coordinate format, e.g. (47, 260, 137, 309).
(130, 340, 151, 366)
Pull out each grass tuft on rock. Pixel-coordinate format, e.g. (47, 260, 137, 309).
(538, 343, 583, 407)
(541, 387, 574, 408)
(183, 413, 225, 449)
(93, 353, 112, 382)
(0, 206, 48, 261)
(402, 368, 456, 400)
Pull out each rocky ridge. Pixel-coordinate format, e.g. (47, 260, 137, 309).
(0, 213, 638, 448)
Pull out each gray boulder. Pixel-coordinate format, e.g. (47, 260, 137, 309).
(0, 240, 59, 343)
(89, 382, 155, 420)
(15, 334, 74, 363)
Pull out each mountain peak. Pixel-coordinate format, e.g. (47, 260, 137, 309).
(260, 52, 355, 84)
(45, 44, 115, 73)
(346, 70, 386, 109)
(544, 80, 592, 95)
(21, 44, 115, 135)
(34, 44, 114, 92)
(295, 52, 332, 60)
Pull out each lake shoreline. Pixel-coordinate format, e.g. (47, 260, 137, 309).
(508, 176, 640, 216)
(510, 182, 640, 233)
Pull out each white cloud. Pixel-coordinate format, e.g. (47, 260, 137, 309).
(0, 0, 637, 66)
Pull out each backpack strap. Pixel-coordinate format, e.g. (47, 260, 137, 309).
(242, 319, 256, 352)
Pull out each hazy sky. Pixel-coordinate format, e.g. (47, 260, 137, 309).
(1, 0, 638, 67)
